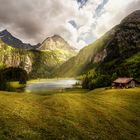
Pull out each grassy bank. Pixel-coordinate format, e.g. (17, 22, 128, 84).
(0, 88, 139, 140)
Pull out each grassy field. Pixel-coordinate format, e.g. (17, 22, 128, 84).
(0, 88, 139, 140)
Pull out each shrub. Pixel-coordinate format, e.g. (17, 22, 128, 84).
(0, 67, 28, 91)
(82, 73, 111, 90)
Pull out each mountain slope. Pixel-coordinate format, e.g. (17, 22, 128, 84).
(0, 29, 40, 49)
(56, 10, 140, 78)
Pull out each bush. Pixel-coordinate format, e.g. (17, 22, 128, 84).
(0, 67, 28, 91)
(82, 73, 111, 90)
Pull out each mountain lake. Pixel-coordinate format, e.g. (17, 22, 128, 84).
(25, 79, 80, 93)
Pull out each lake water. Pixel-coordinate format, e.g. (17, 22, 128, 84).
(25, 79, 80, 92)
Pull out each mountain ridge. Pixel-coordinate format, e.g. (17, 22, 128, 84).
(0, 29, 40, 49)
(55, 10, 140, 78)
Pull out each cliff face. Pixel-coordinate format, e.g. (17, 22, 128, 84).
(0, 40, 33, 73)
(56, 10, 140, 77)
(0, 31, 77, 78)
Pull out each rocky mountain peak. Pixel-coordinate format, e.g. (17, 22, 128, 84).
(40, 34, 76, 51)
(52, 34, 62, 39)
(0, 29, 11, 37)
(44, 34, 64, 43)
(51, 34, 67, 42)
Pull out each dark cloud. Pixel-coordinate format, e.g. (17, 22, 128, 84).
(0, 0, 73, 43)
(95, 0, 108, 17)
(69, 20, 79, 29)
(0, 0, 46, 43)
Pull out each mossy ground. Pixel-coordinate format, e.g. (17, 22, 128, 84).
(0, 88, 139, 140)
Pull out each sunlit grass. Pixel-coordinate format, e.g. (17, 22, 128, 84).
(0, 88, 139, 139)
(7, 81, 25, 89)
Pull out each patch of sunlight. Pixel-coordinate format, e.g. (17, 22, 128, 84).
(8, 81, 25, 88)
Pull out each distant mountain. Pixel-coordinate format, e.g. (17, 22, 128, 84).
(0, 29, 40, 49)
(39, 35, 77, 62)
(40, 35, 75, 51)
(56, 10, 140, 78)
(30, 34, 77, 78)
(0, 30, 77, 78)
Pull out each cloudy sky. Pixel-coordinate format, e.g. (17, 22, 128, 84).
(0, 0, 139, 49)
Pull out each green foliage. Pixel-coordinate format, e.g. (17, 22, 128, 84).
(0, 67, 28, 91)
(97, 51, 140, 81)
(29, 50, 61, 79)
(82, 71, 111, 90)
(122, 52, 140, 79)
(111, 72, 118, 81)
(0, 63, 6, 69)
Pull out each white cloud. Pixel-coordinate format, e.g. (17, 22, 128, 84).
(0, 0, 139, 49)
(94, 0, 140, 38)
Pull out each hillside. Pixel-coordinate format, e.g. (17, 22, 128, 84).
(56, 10, 140, 78)
(0, 88, 139, 140)
(0, 31, 77, 78)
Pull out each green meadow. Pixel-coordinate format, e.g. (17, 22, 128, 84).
(0, 88, 139, 140)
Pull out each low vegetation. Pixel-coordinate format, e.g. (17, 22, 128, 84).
(0, 88, 139, 140)
(0, 67, 28, 91)
(81, 50, 140, 90)
(82, 70, 112, 90)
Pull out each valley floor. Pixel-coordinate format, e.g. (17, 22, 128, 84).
(0, 88, 140, 140)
